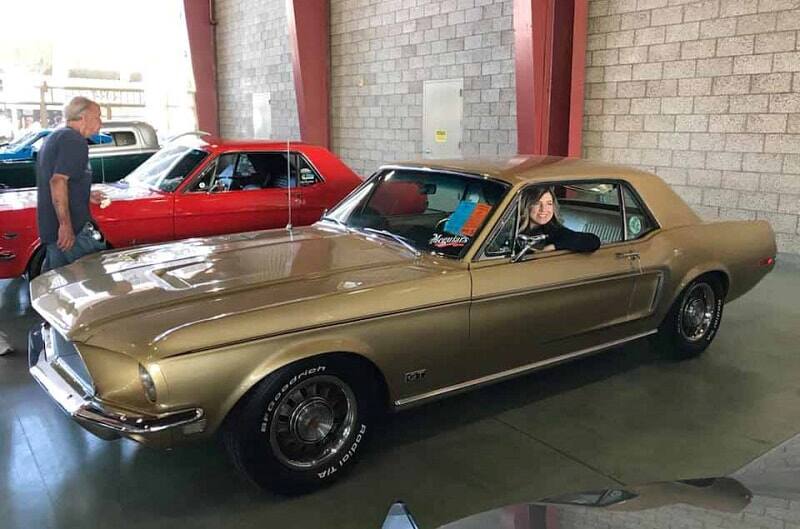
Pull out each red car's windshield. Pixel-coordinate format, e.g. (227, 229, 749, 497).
(123, 144, 209, 192)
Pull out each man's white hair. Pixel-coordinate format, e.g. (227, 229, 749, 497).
(63, 96, 99, 122)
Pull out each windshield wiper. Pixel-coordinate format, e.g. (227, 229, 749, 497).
(362, 227, 421, 256)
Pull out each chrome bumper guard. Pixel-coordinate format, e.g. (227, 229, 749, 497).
(28, 324, 204, 439)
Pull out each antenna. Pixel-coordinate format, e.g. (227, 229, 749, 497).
(285, 139, 293, 230)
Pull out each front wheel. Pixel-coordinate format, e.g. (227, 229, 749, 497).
(652, 275, 725, 360)
(26, 246, 45, 280)
(223, 357, 375, 494)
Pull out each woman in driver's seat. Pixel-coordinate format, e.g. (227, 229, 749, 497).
(519, 186, 601, 253)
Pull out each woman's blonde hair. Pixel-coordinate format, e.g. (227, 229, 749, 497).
(519, 185, 560, 232)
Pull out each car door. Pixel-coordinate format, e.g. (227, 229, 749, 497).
(468, 182, 642, 378)
(173, 151, 302, 239)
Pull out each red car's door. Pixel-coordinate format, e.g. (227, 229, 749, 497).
(173, 151, 303, 239)
(93, 187, 175, 247)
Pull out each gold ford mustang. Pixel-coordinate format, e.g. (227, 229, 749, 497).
(28, 157, 776, 493)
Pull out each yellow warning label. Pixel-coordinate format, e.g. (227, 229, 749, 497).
(435, 129, 447, 143)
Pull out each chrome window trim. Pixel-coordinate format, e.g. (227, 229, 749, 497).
(475, 194, 521, 262)
(476, 178, 634, 262)
(620, 182, 660, 240)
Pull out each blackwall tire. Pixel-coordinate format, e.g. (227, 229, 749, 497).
(27, 247, 45, 280)
(653, 275, 725, 360)
(223, 356, 375, 494)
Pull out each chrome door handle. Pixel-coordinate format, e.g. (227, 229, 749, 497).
(615, 251, 640, 260)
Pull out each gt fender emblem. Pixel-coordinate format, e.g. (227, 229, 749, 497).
(405, 369, 427, 383)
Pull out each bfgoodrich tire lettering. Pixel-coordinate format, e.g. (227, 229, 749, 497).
(224, 356, 375, 494)
(653, 275, 725, 360)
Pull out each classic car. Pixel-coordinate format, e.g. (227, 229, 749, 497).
(0, 129, 112, 161)
(27, 157, 776, 493)
(0, 120, 159, 190)
(0, 136, 362, 278)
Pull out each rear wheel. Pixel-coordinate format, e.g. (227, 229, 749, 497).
(653, 275, 725, 360)
(223, 356, 376, 494)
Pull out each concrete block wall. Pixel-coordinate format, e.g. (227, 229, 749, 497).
(330, 0, 517, 177)
(215, 0, 300, 140)
(584, 0, 800, 254)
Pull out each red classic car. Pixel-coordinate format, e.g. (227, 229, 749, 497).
(0, 137, 362, 278)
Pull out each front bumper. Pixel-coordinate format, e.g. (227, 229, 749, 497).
(28, 324, 204, 442)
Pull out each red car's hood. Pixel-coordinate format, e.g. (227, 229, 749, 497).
(0, 181, 163, 213)
(0, 188, 37, 211)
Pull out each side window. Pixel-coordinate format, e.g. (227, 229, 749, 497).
(557, 183, 624, 244)
(266, 152, 322, 188)
(212, 153, 238, 191)
(189, 151, 323, 193)
(622, 185, 657, 240)
(111, 131, 137, 146)
(296, 154, 321, 186)
(484, 200, 518, 257)
(189, 158, 218, 192)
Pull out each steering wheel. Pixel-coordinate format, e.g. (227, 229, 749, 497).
(434, 217, 450, 233)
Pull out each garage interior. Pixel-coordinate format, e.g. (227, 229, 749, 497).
(2, 0, 800, 528)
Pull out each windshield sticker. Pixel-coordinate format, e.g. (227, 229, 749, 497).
(444, 201, 491, 236)
(628, 215, 642, 236)
(444, 201, 476, 234)
(429, 233, 469, 249)
(460, 203, 491, 236)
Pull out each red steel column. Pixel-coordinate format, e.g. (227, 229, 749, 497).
(514, 0, 588, 156)
(183, 0, 220, 136)
(568, 0, 589, 157)
(287, 0, 330, 148)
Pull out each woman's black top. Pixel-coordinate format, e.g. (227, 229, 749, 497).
(521, 221, 601, 253)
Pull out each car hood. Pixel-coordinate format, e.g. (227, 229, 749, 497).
(31, 225, 464, 359)
(0, 188, 37, 212)
(0, 181, 161, 213)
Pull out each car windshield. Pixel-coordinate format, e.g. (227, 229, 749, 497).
(123, 144, 209, 192)
(6, 131, 41, 149)
(323, 168, 510, 258)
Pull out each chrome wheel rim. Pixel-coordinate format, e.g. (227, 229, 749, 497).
(679, 283, 716, 342)
(268, 375, 357, 469)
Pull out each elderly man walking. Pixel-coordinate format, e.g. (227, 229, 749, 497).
(36, 96, 108, 273)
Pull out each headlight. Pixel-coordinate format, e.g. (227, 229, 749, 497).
(139, 364, 157, 403)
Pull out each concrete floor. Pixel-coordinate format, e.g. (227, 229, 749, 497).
(1, 258, 798, 529)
